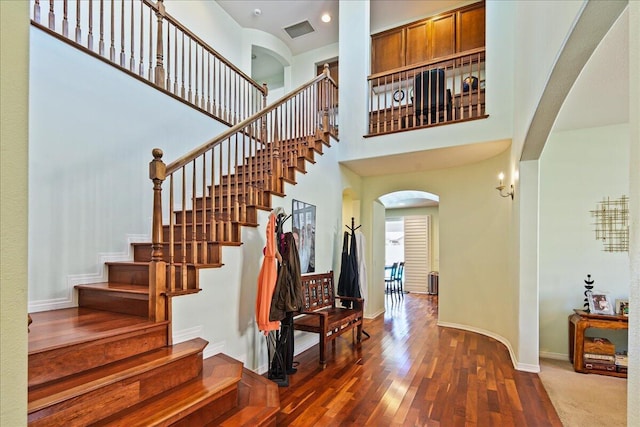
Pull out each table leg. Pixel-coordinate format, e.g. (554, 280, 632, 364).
(568, 314, 575, 363)
(573, 320, 588, 373)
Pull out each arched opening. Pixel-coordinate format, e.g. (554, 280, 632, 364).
(379, 190, 439, 295)
(251, 45, 288, 101)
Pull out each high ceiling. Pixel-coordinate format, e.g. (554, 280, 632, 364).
(216, 1, 477, 55)
(215, 1, 629, 208)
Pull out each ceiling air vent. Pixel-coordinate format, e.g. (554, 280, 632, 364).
(284, 20, 315, 39)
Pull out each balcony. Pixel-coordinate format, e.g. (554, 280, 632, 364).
(367, 48, 487, 136)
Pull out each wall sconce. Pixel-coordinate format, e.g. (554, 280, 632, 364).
(496, 172, 514, 199)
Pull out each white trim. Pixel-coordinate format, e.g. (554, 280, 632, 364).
(366, 308, 385, 319)
(204, 340, 226, 360)
(437, 320, 541, 373)
(27, 294, 74, 312)
(294, 333, 318, 356)
(539, 351, 569, 361)
(28, 234, 149, 313)
(173, 325, 203, 344)
(174, 325, 224, 360)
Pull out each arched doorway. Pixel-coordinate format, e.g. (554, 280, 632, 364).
(379, 190, 439, 294)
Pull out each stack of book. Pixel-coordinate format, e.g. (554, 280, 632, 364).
(615, 352, 628, 374)
(583, 337, 616, 372)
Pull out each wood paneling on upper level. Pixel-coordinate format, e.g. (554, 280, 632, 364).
(371, 1, 485, 74)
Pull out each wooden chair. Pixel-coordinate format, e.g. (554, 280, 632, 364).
(385, 262, 398, 294)
(394, 262, 405, 295)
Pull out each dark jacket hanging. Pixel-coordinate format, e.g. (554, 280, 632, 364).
(338, 230, 360, 308)
(269, 231, 303, 322)
(337, 231, 351, 297)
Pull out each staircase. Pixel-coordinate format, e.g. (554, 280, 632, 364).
(27, 77, 337, 424)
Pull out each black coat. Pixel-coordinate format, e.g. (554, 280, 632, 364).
(269, 232, 303, 321)
(337, 231, 360, 307)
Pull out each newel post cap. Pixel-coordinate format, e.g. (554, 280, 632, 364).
(149, 148, 166, 181)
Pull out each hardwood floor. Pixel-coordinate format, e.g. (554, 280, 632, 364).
(277, 293, 562, 426)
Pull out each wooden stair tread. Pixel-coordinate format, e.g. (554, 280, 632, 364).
(28, 308, 166, 354)
(28, 338, 209, 412)
(93, 353, 245, 426)
(204, 358, 280, 426)
(75, 282, 148, 294)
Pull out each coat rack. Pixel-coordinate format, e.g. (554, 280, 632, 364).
(338, 217, 370, 339)
(265, 211, 298, 387)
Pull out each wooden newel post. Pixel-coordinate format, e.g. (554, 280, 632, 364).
(154, 0, 166, 89)
(149, 148, 167, 322)
(322, 64, 330, 131)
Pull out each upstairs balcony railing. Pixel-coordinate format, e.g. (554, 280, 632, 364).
(31, 0, 267, 126)
(367, 48, 487, 136)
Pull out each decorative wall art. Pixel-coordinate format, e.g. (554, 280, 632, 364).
(590, 195, 629, 252)
(292, 199, 316, 274)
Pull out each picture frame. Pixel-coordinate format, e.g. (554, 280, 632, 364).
(587, 290, 615, 315)
(615, 299, 629, 316)
(292, 199, 316, 274)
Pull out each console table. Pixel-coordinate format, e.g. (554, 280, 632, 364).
(568, 309, 628, 378)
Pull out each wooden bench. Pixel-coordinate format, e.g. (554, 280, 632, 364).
(293, 271, 364, 368)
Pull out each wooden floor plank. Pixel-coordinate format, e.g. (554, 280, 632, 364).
(276, 293, 562, 426)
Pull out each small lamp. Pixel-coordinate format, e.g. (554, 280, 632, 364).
(496, 172, 514, 199)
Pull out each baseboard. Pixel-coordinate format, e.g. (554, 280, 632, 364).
(366, 308, 385, 319)
(204, 341, 226, 360)
(173, 325, 204, 344)
(27, 294, 75, 312)
(28, 234, 149, 313)
(437, 320, 541, 373)
(539, 351, 570, 361)
(294, 332, 318, 356)
(174, 325, 224, 360)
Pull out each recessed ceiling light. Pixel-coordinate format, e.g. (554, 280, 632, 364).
(321, 14, 331, 23)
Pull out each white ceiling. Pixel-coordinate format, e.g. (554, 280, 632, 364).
(215, 1, 629, 208)
(216, 1, 478, 55)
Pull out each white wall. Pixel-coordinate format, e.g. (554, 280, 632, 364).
(539, 124, 630, 357)
(291, 43, 339, 88)
(28, 29, 230, 308)
(165, 0, 245, 73)
(511, 0, 586, 155)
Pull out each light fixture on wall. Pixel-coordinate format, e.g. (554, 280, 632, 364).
(496, 172, 514, 199)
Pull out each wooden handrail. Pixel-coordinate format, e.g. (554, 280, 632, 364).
(367, 47, 486, 80)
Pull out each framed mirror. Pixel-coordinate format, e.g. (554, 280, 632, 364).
(292, 199, 316, 273)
